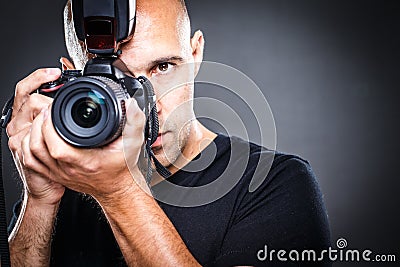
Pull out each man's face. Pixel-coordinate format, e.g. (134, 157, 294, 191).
(119, 1, 199, 168)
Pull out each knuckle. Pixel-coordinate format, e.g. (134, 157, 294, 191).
(84, 159, 100, 174)
(62, 165, 78, 178)
(15, 80, 24, 93)
(23, 154, 35, 169)
(30, 92, 52, 104)
(29, 140, 41, 156)
(26, 95, 49, 117)
(48, 147, 65, 161)
(6, 123, 15, 137)
(15, 80, 29, 99)
(26, 94, 39, 106)
(8, 136, 17, 151)
(26, 94, 42, 108)
(15, 68, 47, 97)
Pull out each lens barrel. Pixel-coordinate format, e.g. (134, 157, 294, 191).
(52, 76, 129, 148)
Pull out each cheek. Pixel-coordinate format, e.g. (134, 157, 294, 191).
(152, 64, 195, 98)
(158, 85, 194, 123)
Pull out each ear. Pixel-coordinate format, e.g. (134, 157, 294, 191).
(59, 57, 76, 70)
(190, 30, 204, 77)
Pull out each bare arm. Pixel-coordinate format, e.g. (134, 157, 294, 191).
(95, 169, 200, 266)
(24, 97, 201, 266)
(7, 68, 66, 266)
(9, 196, 59, 267)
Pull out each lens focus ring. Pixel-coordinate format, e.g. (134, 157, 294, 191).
(51, 76, 129, 147)
(88, 76, 129, 142)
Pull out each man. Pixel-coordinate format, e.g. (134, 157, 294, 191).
(6, 0, 331, 266)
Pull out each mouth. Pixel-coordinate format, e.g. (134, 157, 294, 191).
(151, 132, 164, 148)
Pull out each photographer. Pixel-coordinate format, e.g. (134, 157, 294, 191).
(5, 0, 331, 266)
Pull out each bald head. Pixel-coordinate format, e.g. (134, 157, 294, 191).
(63, 0, 191, 69)
(135, 0, 191, 40)
(63, 0, 207, 170)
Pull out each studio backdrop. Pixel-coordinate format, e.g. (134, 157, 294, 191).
(0, 1, 399, 266)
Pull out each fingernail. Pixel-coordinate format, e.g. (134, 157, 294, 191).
(46, 68, 61, 76)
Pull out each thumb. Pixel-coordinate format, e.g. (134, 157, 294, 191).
(123, 98, 146, 140)
(122, 98, 146, 165)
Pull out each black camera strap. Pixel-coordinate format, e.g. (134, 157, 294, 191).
(145, 108, 171, 180)
(138, 76, 171, 181)
(0, 96, 14, 267)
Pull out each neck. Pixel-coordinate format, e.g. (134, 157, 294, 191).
(149, 120, 217, 186)
(168, 120, 217, 174)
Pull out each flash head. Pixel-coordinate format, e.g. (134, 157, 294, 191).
(72, 0, 136, 54)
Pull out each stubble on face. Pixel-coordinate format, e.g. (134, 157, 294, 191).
(120, 0, 195, 170)
(154, 100, 194, 168)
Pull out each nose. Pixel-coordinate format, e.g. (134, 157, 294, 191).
(155, 96, 163, 115)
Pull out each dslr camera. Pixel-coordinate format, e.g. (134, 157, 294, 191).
(39, 0, 158, 148)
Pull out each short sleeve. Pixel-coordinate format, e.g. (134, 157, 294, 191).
(214, 155, 332, 266)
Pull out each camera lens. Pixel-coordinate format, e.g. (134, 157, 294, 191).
(62, 89, 109, 140)
(71, 97, 102, 128)
(52, 76, 128, 147)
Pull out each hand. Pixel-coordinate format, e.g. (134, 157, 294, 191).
(7, 68, 66, 205)
(26, 98, 147, 201)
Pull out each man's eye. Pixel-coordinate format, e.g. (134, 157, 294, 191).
(158, 63, 170, 72)
(152, 62, 175, 75)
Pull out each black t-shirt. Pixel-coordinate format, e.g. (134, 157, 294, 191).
(11, 134, 332, 266)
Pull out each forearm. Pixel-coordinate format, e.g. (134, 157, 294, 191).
(96, 172, 200, 267)
(9, 195, 59, 267)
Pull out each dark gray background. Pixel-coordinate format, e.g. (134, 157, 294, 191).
(1, 0, 399, 266)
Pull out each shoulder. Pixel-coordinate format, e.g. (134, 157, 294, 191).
(223, 135, 317, 189)
(223, 135, 330, 238)
(215, 135, 329, 222)
(217, 135, 316, 190)
(213, 136, 331, 265)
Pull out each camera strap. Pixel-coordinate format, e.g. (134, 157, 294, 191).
(138, 76, 172, 181)
(144, 111, 171, 180)
(0, 96, 14, 267)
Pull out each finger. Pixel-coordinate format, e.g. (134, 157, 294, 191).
(8, 127, 30, 163)
(30, 108, 60, 171)
(40, 107, 99, 182)
(13, 68, 61, 117)
(122, 99, 146, 167)
(41, 107, 83, 164)
(100, 99, 144, 156)
(21, 131, 51, 177)
(59, 57, 75, 70)
(7, 94, 52, 137)
(123, 98, 146, 141)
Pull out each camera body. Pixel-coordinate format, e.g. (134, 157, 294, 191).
(39, 57, 151, 148)
(38, 0, 158, 148)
